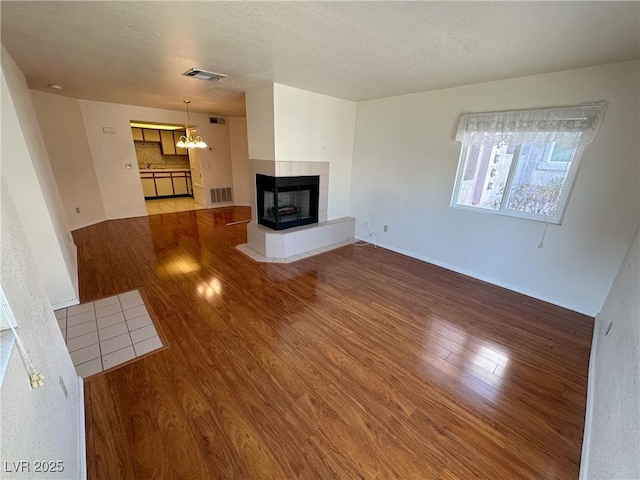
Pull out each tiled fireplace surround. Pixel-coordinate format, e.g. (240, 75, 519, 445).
(238, 160, 355, 263)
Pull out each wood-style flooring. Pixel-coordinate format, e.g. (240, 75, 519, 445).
(75, 207, 593, 479)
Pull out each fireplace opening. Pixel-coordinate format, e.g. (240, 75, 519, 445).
(256, 174, 320, 230)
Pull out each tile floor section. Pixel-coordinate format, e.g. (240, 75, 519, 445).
(55, 290, 164, 378)
(145, 196, 204, 216)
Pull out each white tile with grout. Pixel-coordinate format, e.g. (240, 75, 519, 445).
(55, 289, 164, 379)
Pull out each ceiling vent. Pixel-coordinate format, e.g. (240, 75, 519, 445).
(182, 68, 227, 82)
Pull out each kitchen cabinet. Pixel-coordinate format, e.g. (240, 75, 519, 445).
(142, 129, 160, 142)
(139, 169, 192, 199)
(173, 175, 189, 195)
(160, 130, 176, 155)
(174, 131, 188, 155)
(133, 127, 188, 156)
(154, 172, 174, 196)
(131, 128, 144, 141)
(141, 177, 156, 197)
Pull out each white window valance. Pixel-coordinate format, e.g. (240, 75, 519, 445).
(455, 101, 607, 150)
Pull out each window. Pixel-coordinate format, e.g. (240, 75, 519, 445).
(452, 102, 607, 224)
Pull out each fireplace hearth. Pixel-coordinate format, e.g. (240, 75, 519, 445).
(256, 174, 320, 230)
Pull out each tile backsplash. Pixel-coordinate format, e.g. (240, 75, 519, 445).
(135, 142, 190, 169)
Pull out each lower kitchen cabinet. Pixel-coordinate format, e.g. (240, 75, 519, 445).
(140, 169, 192, 199)
(141, 177, 157, 197)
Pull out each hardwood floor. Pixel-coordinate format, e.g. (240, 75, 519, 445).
(76, 206, 593, 479)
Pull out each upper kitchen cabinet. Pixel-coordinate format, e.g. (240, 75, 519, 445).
(160, 130, 176, 155)
(142, 129, 161, 142)
(131, 126, 188, 156)
(131, 127, 144, 141)
(174, 131, 188, 155)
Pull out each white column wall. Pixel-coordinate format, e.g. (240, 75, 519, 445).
(273, 84, 356, 220)
(1, 47, 78, 308)
(0, 49, 83, 478)
(581, 228, 639, 479)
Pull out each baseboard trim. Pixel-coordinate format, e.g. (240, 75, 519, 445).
(52, 298, 80, 310)
(579, 316, 599, 479)
(70, 217, 108, 232)
(71, 214, 144, 233)
(356, 237, 598, 316)
(77, 375, 87, 480)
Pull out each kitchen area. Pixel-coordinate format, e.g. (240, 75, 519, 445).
(130, 122, 204, 215)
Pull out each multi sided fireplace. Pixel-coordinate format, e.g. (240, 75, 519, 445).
(256, 174, 320, 230)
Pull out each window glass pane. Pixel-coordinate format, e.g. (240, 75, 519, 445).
(549, 144, 573, 163)
(505, 140, 577, 217)
(456, 143, 515, 210)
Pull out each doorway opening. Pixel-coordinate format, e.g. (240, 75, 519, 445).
(130, 121, 204, 215)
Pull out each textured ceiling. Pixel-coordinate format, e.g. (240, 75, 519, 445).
(1, 2, 638, 117)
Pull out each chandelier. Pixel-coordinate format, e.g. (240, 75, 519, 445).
(176, 100, 208, 149)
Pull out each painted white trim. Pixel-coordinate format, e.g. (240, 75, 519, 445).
(579, 315, 599, 479)
(71, 242, 79, 299)
(69, 217, 108, 232)
(77, 375, 87, 480)
(206, 201, 235, 209)
(52, 298, 80, 310)
(356, 237, 599, 316)
(70, 214, 146, 232)
(107, 212, 148, 221)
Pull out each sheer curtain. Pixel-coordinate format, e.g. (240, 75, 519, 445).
(456, 101, 607, 149)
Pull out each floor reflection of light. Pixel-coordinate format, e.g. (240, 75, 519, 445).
(476, 345, 510, 368)
(421, 316, 512, 404)
(197, 277, 222, 299)
(161, 255, 201, 275)
(465, 345, 511, 403)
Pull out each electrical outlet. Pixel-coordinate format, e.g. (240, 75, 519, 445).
(383, 225, 388, 232)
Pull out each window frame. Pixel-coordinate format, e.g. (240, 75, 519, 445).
(450, 136, 588, 224)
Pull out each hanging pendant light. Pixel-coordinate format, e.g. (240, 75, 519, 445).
(176, 100, 208, 149)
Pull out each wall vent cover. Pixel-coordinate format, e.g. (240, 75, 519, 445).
(210, 117, 226, 125)
(211, 187, 232, 204)
(182, 68, 227, 82)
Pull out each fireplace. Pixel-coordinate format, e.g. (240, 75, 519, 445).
(256, 174, 320, 230)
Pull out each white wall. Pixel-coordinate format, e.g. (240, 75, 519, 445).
(205, 121, 234, 191)
(245, 84, 275, 161)
(228, 117, 251, 206)
(581, 228, 639, 479)
(273, 84, 356, 220)
(30, 90, 106, 230)
(1, 47, 78, 308)
(0, 57, 83, 478)
(350, 60, 639, 315)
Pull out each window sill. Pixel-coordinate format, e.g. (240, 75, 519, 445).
(451, 203, 562, 225)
